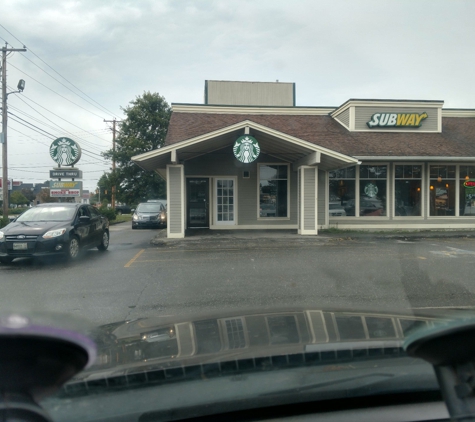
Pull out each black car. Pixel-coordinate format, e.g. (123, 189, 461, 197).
(0, 203, 109, 264)
(132, 202, 167, 229)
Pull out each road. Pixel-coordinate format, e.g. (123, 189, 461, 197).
(1, 224, 475, 327)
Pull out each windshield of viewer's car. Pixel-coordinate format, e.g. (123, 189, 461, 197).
(15, 207, 77, 222)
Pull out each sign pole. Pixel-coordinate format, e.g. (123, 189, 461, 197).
(1, 44, 26, 219)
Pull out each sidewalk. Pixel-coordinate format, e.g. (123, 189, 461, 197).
(151, 228, 475, 248)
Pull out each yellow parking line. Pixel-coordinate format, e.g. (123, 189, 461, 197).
(124, 249, 145, 267)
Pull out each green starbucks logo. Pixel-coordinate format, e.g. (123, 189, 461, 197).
(50, 137, 81, 166)
(233, 135, 260, 163)
(364, 182, 378, 198)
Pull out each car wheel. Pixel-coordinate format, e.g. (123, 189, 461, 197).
(97, 231, 109, 251)
(132, 225, 137, 230)
(0, 257, 13, 265)
(67, 236, 80, 260)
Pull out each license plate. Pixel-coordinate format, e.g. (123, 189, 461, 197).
(13, 243, 28, 250)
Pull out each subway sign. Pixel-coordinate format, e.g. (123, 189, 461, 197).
(49, 181, 82, 198)
(367, 112, 428, 128)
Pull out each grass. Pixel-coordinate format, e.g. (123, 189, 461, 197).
(111, 214, 132, 225)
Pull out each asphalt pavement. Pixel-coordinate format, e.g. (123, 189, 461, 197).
(1, 223, 475, 327)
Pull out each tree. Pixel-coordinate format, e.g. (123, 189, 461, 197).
(10, 191, 29, 206)
(21, 188, 36, 203)
(103, 91, 171, 205)
(37, 188, 59, 203)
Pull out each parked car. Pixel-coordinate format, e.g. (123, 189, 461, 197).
(115, 204, 133, 215)
(0, 203, 109, 264)
(132, 202, 167, 229)
(329, 203, 347, 217)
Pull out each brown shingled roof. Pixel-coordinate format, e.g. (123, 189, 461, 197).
(165, 112, 475, 158)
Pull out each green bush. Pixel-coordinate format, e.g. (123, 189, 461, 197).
(98, 207, 117, 222)
(0, 217, 10, 229)
(0, 207, 26, 216)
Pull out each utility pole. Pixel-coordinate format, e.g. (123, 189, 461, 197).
(104, 118, 118, 208)
(1, 43, 26, 219)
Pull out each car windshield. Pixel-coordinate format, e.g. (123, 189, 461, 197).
(15, 206, 76, 222)
(136, 203, 162, 212)
(2, 2, 475, 422)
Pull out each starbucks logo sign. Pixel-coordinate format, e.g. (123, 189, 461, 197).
(50, 137, 81, 166)
(233, 135, 260, 163)
(364, 182, 379, 198)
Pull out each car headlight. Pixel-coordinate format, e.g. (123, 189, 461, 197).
(133, 214, 139, 221)
(42, 228, 67, 239)
(0, 231, 4, 240)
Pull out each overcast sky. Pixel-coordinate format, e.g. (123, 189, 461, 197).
(1, 0, 475, 192)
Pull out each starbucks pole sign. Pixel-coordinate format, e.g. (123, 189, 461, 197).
(50, 137, 81, 167)
(233, 135, 260, 163)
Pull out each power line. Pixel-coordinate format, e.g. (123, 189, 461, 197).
(18, 54, 120, 118)
(8, 62, 106, 119)
(7, 105, 106, 153)
(10, 91, 111, 144)
(8, 111, 57, 138)
(0, 23, 120, 119)
(8, 123, 107, 161)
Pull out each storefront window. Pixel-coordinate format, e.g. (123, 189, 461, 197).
(329, 167, 356, 217)
(459, 166, 475, 217)
(394, 165, 422, 216)
(359, 165, 387, 217)
(259, 165, 288, 217)
(430, 165, 456, 216)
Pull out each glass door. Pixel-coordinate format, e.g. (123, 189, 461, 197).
(187, 178, 209, 228)
(215, 178, 235, 225)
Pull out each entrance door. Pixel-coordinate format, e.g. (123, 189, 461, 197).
(215, 178, 236, 225)
(187, 178, 209, 228)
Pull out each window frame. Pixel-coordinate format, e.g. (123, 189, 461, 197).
(214, 177, 237, 226)
(427, 163, 458, 218)
(257, 163, 290, 220)
(357, 163, 389, 219)
(392, 163, 424, 219)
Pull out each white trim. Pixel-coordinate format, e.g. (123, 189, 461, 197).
(332, 99, 444, 112)
(349, 106, 355, 131)
(393, 163, 424, 218)
(132, 120, 358, 167)
(327, 223, 475, 230)
(355, 156, 475, 161)
(257, 163, 290, 221)
(442, 109, 475, 118)
(214, 177, 237, 226)
(298, 166, 318, 235)
(359, 163, 389, 218)
(324, 171, 330, 226)
(292, 151, 320, 171)
(208, 224, 298, 230)
(171, 104, 335, 115)
(427, 163, 458, 218)
(166, 165, 185, 239)
(352, 128, 440, 134)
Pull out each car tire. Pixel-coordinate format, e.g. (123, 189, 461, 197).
(97, 231, 109, 251)
(67, 236, 80, 260)
(132, 225, 137, 230)
(0, 257, 13, 265)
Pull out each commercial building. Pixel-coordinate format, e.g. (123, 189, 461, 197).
(132, 81, 475, 237)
